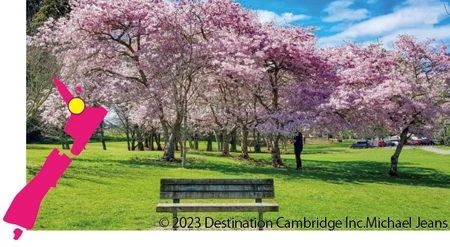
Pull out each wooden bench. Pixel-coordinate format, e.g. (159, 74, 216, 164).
(156, 178, 279, 230)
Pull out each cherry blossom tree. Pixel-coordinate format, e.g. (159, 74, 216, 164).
(29, 0, 262, 163)
(325, 35, 450, 176)
(252, 24, 329, 167)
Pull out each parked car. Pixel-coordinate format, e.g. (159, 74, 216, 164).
(419, 139, 431, 145)
(406, 140, 420, 145)
(385, 140, 396, 147)
(378, 140, 386, 147)
(350, 141, 370, 149)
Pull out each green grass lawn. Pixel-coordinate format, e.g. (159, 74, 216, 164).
(26, 140, 450, 230)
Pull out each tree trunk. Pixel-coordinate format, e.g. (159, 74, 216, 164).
(214, 129, 221, 151)
(206, 133, 213, 151)
(194, 133, 199, 150)
(131, 126, 136, 150)
(188, 135, 193, 150)
(144, 135, 149, 148)
(60, 131, 65, 150)
(270, 134, 284, 167)
(230, 131, 237, 152)
(221, 129, 231, 156)
(179, 140, 183, 158)
(389, 127, 409, 177)
(254, 130, 261, 153)
(156, 133, 162, 150)
(162, 118, 182, 161)
(161, 121, 169, 151)
(99, 120, 106, 150)
(264, 137, 271, 151)
(126, 130, 131, 151)
(137, 141, 144, 151)
(281, 138, 287, 152)
(149, 134, 155, 151)
(240, 125, 249, 159)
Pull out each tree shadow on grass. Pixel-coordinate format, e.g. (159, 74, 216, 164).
(107, 156, 450, 189)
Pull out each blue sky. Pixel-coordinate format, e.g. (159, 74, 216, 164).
(235, 0, 450, 47)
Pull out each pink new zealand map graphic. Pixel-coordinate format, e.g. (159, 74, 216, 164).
(3, 78, 108, 240)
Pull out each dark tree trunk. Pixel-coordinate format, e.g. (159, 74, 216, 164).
(389, 127, 409, 177)
(231, 131, 237, 152)
(194, 133, 199, 150)
(240, 125, 249, 159)
(144, 135, 149, 148)
(214, 130, 221, 152)
(221, 129, 231, 156)
(60, 131, 66, 150)
(131, 130, 136, 151)
(206, 133, 213, 151)
(281, 138, 287, 152)
(221, 127, 237, 156)
(150, 134, 155, 151)
(270, 134, 284, 167)
(188, 135, 193, 150)
(99, 120, 106, 150)
(126, 129, 131, 151)
(254, 130, 261, 153)
(137, 141, 144, 151)
(156, 133, 162, 150)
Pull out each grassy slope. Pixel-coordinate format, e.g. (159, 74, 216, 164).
(26, 140, 450, 230)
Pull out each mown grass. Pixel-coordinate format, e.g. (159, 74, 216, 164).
(26, 140, 450, 230)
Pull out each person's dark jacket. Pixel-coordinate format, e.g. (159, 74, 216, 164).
(294, 132, 303, 152)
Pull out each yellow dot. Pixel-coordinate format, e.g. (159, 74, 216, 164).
(68, 97, 85, 115)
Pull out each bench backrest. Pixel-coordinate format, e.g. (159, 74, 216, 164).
(160, 178, 275, 200)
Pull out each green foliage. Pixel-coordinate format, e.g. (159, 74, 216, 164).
(29, 0, 70, 34)
(27, 0, 43, 35)
(434, 117, 450, 145)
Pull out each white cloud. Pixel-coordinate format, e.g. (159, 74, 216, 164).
(323, 0, 370, 22)
(379, 25, 450, 46)
(318, 0, 450, 47)
(255, 10, 311, 26)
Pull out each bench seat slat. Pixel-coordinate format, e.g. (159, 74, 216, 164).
(161, 184, 274, 192)
(161, 179, 273, 185)
(161, 191, 274, 199)
(156, 202, 279, 213)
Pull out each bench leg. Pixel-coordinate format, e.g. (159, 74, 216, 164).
(258, 213, 264, 231)
(173, 212, 177, 231)
(173, 199, 179, 231)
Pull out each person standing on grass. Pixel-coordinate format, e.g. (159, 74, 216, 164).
(293, 132, 303, 171)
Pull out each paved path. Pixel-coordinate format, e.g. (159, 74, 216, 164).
(421, 146, 450, 155)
